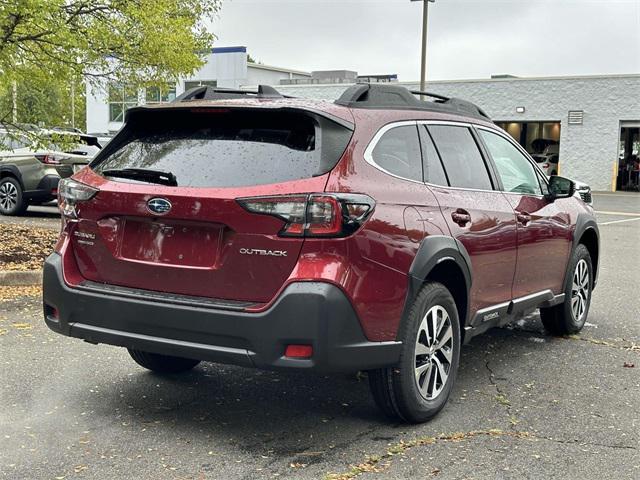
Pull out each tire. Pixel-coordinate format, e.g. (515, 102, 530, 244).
(369, 282, 461, 423)
(0, 177, 28, 216)
(540, 244, 593, 335)
(128, 349, 201, 374)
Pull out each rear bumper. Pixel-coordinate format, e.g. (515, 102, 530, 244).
(43, 253, 401, 372)
(24, 174, 59, 202)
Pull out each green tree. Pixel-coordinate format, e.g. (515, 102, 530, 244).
(247, 53, 262, 65)
(0, 73, 85, 129)
(0, 0, 221, 130)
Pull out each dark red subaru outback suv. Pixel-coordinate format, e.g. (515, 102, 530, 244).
(43, 84, 599, 423)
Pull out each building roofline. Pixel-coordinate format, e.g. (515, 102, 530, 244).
(399, 73, 640, 84)
(211, 46, 247, 54)
(248, 62, 311, 77)
(276, 73, 640, 89)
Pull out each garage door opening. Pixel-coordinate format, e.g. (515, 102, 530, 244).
(496, 121, 561, 175)
(617, 123, 640, 191)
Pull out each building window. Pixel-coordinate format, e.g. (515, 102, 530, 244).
(108, 84, 138, 123)
(184, 80, 217, 91)
(145, 84, 177, 105)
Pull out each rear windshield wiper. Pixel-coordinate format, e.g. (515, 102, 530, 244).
(100, 168, 178, 187)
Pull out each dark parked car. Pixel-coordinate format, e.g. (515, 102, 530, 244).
(0, 129, 59, 215)
(43, 84, 599, 423)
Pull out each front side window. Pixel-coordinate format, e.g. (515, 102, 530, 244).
(479, 129, 542, 195)
(427, 125, 493, 190)
(371, 125, 422, 181)
(109, 84, 138, 123)
(535, 168, 550, 196)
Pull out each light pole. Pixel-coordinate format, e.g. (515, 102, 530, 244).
(411, 0, 436, 93)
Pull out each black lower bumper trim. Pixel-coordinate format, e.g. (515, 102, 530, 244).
(43, 253, 402, 372)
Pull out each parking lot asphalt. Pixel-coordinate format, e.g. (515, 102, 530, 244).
(0, 204, 60, 231)
(1, 193, 639, 479)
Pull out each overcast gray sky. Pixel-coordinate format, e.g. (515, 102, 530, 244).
(210, 0, 640, 81)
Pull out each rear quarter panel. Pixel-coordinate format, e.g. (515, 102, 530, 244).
(1, 155, 52, 190)
(310, 110, 455, 341)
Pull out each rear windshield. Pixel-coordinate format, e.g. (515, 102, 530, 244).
(92, 109, 351, 188)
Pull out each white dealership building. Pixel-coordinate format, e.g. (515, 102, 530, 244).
(277, 75, 640, 192)
(85, 46, 310, 135)
(85, 48, 639, 192)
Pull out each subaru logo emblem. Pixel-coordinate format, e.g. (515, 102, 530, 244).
(147, 197, 172, 215)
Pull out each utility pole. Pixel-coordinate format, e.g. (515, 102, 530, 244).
(411, 0, 436, 93)
(71, 80, 75, 129)
(11, 80, 17, 124)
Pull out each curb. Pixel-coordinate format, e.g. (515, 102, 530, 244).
(0, 270, 43, 286)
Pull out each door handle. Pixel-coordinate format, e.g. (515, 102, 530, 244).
(516, 212, 531, 225)
(451, 210, 471, 226)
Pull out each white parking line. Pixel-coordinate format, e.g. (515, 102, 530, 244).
(593, 193, 640, 197)
(600, 217, 640, 226)
(595, 210, 640, 217)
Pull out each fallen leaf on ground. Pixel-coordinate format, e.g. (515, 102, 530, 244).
(0, 286, 42, 301)
(0, 225, 58, 271)
(12, 322, 32, 330)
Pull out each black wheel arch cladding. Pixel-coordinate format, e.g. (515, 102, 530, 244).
(400, 235, 472, 338)
(0, 166, 25, 189)
(568, 213, 600, 289)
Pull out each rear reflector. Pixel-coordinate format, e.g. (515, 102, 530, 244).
(45, 304, 59, 319)
(285, 344, 313, 358)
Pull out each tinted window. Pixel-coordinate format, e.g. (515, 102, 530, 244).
(428, 125, 493, 190)
(371, 125, 422, 181)
(535, 168, 549, 196)
(420, 126, 448, 186)
(0, 132, 28, 151)
(94, 110, 350, 188)
(479, 130, 542, 195)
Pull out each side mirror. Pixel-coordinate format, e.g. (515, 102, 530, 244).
(547, 175, 575, 200)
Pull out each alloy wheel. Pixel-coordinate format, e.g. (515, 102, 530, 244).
(414, 305, 454, 400)
(571, 258, 590, 322)
(0, 181, 18, 211)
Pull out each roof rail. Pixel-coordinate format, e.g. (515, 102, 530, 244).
(334, 84, 491, 121)
(173, 84, 288, 102)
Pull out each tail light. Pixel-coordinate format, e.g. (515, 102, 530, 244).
(542, 164, 549, 169)
(58, 178, 98, 218)
(35, 154, 69, 165)
(237, 193, 374, 238)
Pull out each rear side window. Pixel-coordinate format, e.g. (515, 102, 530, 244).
(93, 109, 351, 188)
(0, 132, 28, 151)
(419, 126, 448, 186)
(428, 125, 493, 190)
(371, 125, 422, 181)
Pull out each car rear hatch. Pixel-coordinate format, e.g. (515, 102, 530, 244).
(62, 105, 353, 304)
